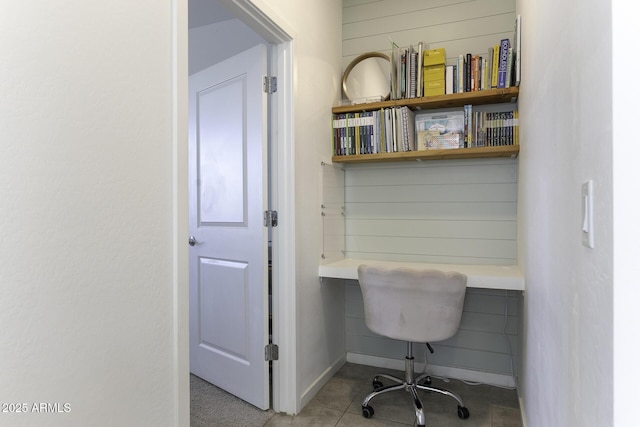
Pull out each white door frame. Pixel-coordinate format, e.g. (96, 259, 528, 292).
(173, 0, 297, 420)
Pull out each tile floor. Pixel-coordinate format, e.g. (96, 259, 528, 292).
(264, 363, 523, 427)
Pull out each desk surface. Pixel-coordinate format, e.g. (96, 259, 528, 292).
(319, 258, 524, 291)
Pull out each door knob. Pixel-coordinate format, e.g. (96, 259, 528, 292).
(188, 236, 197, 246)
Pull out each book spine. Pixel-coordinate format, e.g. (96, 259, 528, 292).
(417, 42, 424, 97)
(482, 58, 488, 90)
(331, 114, 338, 155)
(463, 104, 472, 147)
(505, 47, 513, 88)
(491, 44, 499, 88)
(513, 15, 521, 86)
(487, 47, 493, 89)
(445, 65, 454, 94)
(457, 55, 464, 93)
(471, 55, 477, 91)
(465, 53, 472, 92)
(498, 38, 510, 88)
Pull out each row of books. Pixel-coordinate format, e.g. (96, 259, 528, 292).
(332, 106, 416, 156)
(390, 15, 522, 97)
(464, 106, 519, 148)
(390, 41, 424, 100)
(332, 106, 518, 156)
(447, 15, 521, 94)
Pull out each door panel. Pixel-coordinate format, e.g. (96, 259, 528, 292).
(198, 258, 249, 360)
(197, 76, 246, 225)
(189, 44, 269, 410)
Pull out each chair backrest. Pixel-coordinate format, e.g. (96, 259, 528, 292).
(357, 265, 467, 343)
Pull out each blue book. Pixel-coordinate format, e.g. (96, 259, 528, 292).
(497, 38, 510, 88)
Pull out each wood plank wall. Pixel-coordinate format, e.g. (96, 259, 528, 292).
(344, 158, 518, 265)
(343, 0, 517, 69)
(340, 0, 520, 385)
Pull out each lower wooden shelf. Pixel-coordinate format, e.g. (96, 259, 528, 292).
(331, 144, 519, 163)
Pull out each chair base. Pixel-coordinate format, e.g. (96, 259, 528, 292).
(360, 344, 469, 426)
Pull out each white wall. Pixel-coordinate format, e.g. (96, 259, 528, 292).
(517, 0, 613, 425)
(258, 0, 344, 412)
(0, 1, 186, 426)
(613, 2, 640, 426)
(189, 19, 265, 75)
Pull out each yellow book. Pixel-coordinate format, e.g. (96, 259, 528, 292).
(491, 44, 499, 88)
(425, 86, 445, 96)
(423, 48, 446, 66)
(423, 66, 445, 82)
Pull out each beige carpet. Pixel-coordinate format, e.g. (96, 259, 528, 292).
(190, 374, 274, 427)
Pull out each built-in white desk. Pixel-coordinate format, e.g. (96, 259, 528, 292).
(319, 258, 524, 291)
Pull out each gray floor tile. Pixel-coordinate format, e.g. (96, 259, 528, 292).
(312, 375, 363, 412)
(336, 411, 413, 426)
(264, 402, 343, 426)
(491, 405, 523, 427)
(191, 362, 523, 427)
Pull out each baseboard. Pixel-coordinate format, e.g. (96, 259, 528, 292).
(519, 394, 527, 427)
(346, 352, 516, 389)
(299, 353, 347, 411)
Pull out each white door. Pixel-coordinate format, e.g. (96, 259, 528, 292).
(189, 44, 270, 410)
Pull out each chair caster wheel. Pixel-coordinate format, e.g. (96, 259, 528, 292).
(372, 380, 384, 390)
(458, 406, 470, 419)
(362, 405, 374, 418)
(422, 375, 432, 386)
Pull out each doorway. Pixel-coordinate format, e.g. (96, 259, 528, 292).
(186, 0, 296, 415)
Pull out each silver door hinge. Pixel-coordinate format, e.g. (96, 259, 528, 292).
(265, 343, 279, 361)
(263, 76, 277, 94)
(264, 210, 278, 227)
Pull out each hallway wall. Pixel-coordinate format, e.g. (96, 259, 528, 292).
(516, 0, 613, 425)
(0, 1, 183, 425)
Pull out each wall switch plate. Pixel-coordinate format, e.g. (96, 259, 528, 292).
(582, 180, 594, 248)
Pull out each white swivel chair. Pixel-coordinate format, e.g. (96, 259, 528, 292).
(357, 265, 470, 427)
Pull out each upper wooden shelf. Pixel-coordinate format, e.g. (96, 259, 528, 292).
(331, 86, 519, 114)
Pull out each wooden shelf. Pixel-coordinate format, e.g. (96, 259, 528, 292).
(332, 144, 518, 163)
(332, 86, 518, 114)
(331, 86, 519, 163)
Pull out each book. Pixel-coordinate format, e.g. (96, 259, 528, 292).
(487, 47, 493, 88)
(384, 108, 394, 152)
(497, 38, 510, 88)
(390, 40, 400, 99)
(408, 45, 417, 98)
(505, 47, 513, 88)
(513, 15, 521, 86)
(482, 57, 488, 90)
(465, 53, 472, 92)
(416, 42, 424, 97)
(402, 106, 416, 151)
(457, 55, 464, 93)
(463, 104, 472, 147)
(445, 65, 454, 94)
(471, 55, 477, 91)
(491, 44, 499, 88)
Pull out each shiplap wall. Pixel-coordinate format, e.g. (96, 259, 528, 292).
(340, 0, 520, 387)
(343, 0, 516, 70)
(346, 283, 520, 379)
(345, 157, 518, 264)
